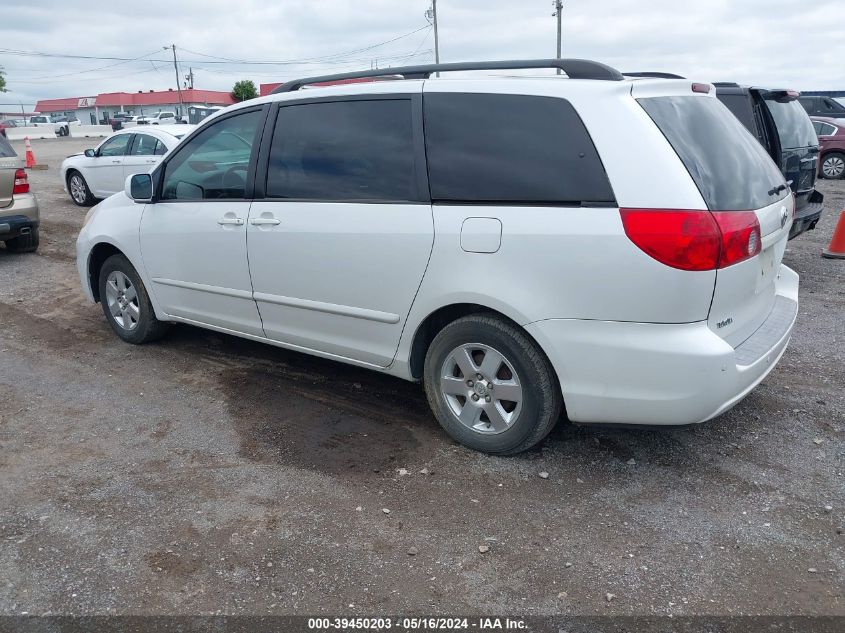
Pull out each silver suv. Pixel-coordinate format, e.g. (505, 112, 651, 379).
(0, 135, 39, 253)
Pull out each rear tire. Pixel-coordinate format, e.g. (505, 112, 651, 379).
(98, 254, 170, 344)
(4, 227, 39, 253)
(67, 171, 96, 206)
(821, 152, 845, 180)
(423, 314, 562, 455)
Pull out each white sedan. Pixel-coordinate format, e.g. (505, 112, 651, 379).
(61, 126, 193, 206)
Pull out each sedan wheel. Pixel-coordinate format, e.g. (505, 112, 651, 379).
(822, 154, 845, 179)
(68, 172, 94, 206)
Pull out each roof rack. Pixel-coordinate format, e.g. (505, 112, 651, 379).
(271, 58, 625, 94)
(623, 72, 686, 79)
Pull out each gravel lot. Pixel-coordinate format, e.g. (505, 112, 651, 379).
(0, 137, 842, 617)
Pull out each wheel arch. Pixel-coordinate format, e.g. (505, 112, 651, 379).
(406, 302, 555, 385)
(87, 242, 125, 302)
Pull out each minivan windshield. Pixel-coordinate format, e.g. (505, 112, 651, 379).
(764, 99, 818, 149)
(639, 96, 787, 211)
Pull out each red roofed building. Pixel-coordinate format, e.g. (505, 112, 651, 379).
(35, 89, 235, 124)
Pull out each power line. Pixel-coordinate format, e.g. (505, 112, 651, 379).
(0, 25, 432, 70)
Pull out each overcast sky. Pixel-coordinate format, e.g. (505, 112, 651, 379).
(2, 0, 844, 108)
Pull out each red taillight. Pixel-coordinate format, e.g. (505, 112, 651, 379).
(620, 208, 761, 271)
(691, 83, 711, 94)
(711, 211, 761, 267)
(620, 209, 721, 271)
(13, 168, 29, 195)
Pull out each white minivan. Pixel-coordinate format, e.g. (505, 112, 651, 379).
(76, 59, 799, 454)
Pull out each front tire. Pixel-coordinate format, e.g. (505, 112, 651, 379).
(67, 171, 96, 206)
(98, 254, 170, 344)
(821, 152, 845, 180)
(4, 227, 39, 253)
(423, 314, 562, 455)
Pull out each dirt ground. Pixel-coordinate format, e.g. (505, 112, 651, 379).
(0, 137, 842, 617)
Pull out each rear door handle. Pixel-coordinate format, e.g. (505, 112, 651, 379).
(218, 217, 244, 226)
(249, 217, 281, 226)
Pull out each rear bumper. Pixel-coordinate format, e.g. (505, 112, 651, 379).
(789, 200, 824, 240)
(0, 194, 40, 240)
(525, 265, 799, 426)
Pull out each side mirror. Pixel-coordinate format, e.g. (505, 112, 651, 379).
(126, 173, 153, 203)
(84, 149, 96, 158)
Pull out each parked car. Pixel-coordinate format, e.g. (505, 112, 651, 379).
(29, 114, 79, 137)
(798, 95, 845, 119)
(0, 119, 17, 138)
(714, 84, 823, 239)
(811, 117, 845, 180)
(0, 134, 39, 252)
(76, 59, 799, 454)
(109, 113, 139, 131)
(61, 126, 192, 206)
(136, 112, 177, 126)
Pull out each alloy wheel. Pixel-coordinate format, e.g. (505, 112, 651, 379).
(823, 155, 845, 179)
(439, 343, 523, 434)
(70, 175, 87, 204)
(105, 271, 140, 331)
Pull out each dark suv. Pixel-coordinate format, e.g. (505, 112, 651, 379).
(798, 95, 845, 119)
(715, 84, 823, 239)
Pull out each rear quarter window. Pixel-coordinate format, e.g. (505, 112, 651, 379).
(639, 96, 786, 211)
(423, 93, 615, 205)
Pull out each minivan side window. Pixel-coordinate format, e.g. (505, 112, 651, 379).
(266, 99, 418, 201)
(161, 109, 262, 200)
(423, 93, 615, 204)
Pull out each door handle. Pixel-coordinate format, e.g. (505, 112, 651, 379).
(112, 160, 122, 164)
(217, 217, 244, 226)
(249, 217, 281, 226)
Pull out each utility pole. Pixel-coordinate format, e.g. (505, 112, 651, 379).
(426, 1, 440, 76)
(185, 67, 194, 90)
(165, 44, 184, 117)
(553, 0, 563, 74)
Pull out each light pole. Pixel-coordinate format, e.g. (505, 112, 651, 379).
(552, 0, 563, 74)
(426, 1, 440, 76)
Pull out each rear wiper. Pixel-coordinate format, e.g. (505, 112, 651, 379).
(768, 183, 788, 197)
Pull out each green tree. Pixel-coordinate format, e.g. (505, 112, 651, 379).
(0, 68, 6, 93)
(231, 79, 257, 102)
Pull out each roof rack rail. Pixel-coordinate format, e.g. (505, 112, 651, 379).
(623, 71, 686, 79)
(271, 58, 625, 94)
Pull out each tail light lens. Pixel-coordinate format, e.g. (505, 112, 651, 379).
(620, 208, 761, 271)
(13, 168, 29, 195)
(711, 211, 761, 267)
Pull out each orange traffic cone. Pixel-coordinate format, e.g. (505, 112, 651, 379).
(24, 136, 36, 169)
(822, 210, 845, 259)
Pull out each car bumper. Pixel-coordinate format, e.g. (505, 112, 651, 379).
(525, 264, 799, 426)
(0, 193, 40, 240)
(789, 201, 824, 240)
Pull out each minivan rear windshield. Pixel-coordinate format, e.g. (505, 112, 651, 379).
(763, 99, 817, 149)
(0, 135, 16, 158)
(639, 96, 787, 211)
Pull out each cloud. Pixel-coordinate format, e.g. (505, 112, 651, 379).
(1, 0, 843, 107)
